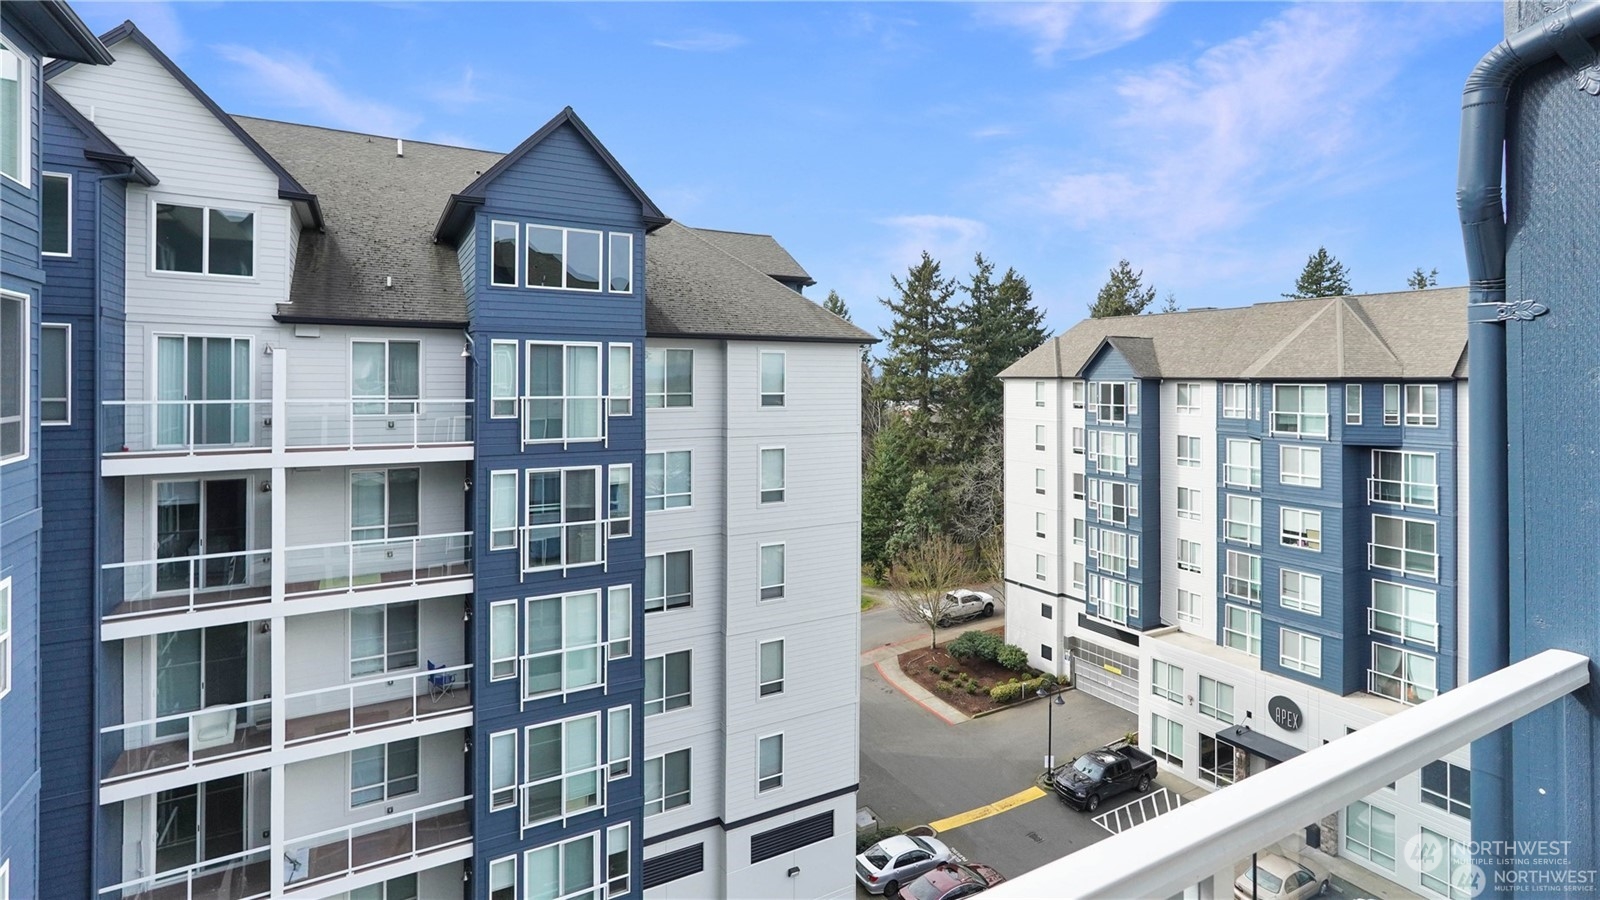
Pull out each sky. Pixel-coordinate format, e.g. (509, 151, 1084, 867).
(74, 1, 1505, 341)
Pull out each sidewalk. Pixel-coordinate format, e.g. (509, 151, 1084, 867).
(861, 618, 1003, 724)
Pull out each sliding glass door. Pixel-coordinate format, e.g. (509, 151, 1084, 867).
(156, 335, 251, 447)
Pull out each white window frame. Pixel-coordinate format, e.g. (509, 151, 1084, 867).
(1072, 473, 1085, 500)
(1223, 438, 1261, 489)
(1034, 468, 1046, 495)
(1280, 507, 1323, 552)
(1370, 449, 1438, 510)
(760, 447, 785, 504)
(1224, 494, 1262, 546)
(760, 543, 786, 600)
(525, 223, 603, 292)
(1223, 604, 1262, 657)
(759, 639, 785, 697)
(1151, 659, 1182, 703)
(522, 467, 606, 572)
(1279, 628, 1322, 677)
(490, 220, 520, 287)
(644, 650, 691, 716)
(1150, 713, 1183, 765)
(522, 341, 604, 444)
(1072, 518, 1085, 546)
(645, 348, 693, 409)
(520, 589, 605, 700)
(1035, 424, 1046, 451)
(1418, 827, 1473, 899)
(1071, 426, 1084, 454)
(489, 470, 518, 550)
(1198, 675, 1233, 724)
(1370, 579, 1438, 648)
(1383, 384, 1401, 425)
(608, 464, 632, 538)
(1176, 589, 1201, 625)
(1034, 381, 1046, 407)
(351, 339, 421, 416)
(1344, 801, 1398, 870)
(1405, 384, 1440, 426)
(490, 339, 518, 418)
(350, 738, 420, 807)
(1177, 434, 1201, 467)
(760, 350, 786, 407)
(1034, 553, 1047, 582)
(644, 748, 691, 816)
(1271, 383, 1329, 438)
(489, 599, 518, 681)
(1223, 550, 1261, 603)
(523, 833, 601, 900)
(644, 450, 692, 511)
(1071, 380, 1085, 407)
(349, 601, 419, 677)
(1176, 487, 1200, 520)
(1, 291, 28, 464)
(644, 550, 692, 612)
(521, 713, 604, 827)
(1280, 569, 1323, 615)
(608, 232, 634, 294)
(489, 855, 516, 900)
(607, 706, 632, 780)
(1072, 562, 1085, 592)
(1370, 514, 1438, 579)
(1093, 430, 1128, 475)
(1346, 383, 1362, 425)
(606, 822, 632, 896)
(0, 577, 10, 699)
(490, 729, 518, 810)
(608, 343, 633, 417)
(757, 733, 784, 793)
(607, 585, 632, 660)
(151, 199, 258, 278)
(1175, 382, 1200, 414)
(1222, 382, 1249, 419)
(1, 41, 29, 186)
(41, 172, 71, 256)
(1093, 381, 1127, 424)
(1279, 445, 1322, 488)
(1420, 761, 1471, 819)
(1177, 539, 1202, 574)
(39, 322, 69, 425)
(1369, 644, 1438, 705)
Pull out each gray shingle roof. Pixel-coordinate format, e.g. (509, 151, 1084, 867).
(1001, 288, 1468, 381)
(688, 228, 815, 286)
(234, 116, 870, 343)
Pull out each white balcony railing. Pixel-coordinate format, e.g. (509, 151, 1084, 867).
(520, 394, 605, 445)
(281, 399, 471, 450)
(98, 844, 272, 899)
(99, 698, 273, 784)
(102, 399, 273, 456)
(283, 664, 472, 747)
(101, 549, 272, 621)
(282, 795, 473, 891)
(984, 649, 1589, 900)
(284, 532, 472, 598)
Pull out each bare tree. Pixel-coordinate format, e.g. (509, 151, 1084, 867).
(949, 432, 1003, 547)
(886, 532, 970, 649)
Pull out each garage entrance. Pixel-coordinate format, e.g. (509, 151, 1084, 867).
(1070, 638, 1139, 713)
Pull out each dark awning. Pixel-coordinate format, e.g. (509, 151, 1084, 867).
(1215, 726, 1304, 765)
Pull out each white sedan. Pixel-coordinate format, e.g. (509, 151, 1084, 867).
(918, 589, 996, 627)
(856, 835, 954, 897)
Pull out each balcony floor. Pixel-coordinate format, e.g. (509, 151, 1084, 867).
(283, 561, 472, 599)
(108, 582, 271, 620)
(105, 558, 472, 622)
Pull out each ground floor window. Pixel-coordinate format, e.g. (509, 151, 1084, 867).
(1150, 713, 1182, 766)
(1344, 800, 1397, 870)
(1198, 734, 1236, 787)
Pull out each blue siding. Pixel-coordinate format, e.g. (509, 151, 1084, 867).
(1081, 350, 1160, 631)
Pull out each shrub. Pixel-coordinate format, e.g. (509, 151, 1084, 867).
(928, 665, 941, 675)
(857, 825, 904, 854)
(965, 684, 980, 695)
(948, 630, 1004, 662)
(996, 643, 1031, 672)
(935, 681, 955, 694)
(1035, 673, 1057, 688)
(939, 671, 952, 682)
(989, 682, 1025, 703)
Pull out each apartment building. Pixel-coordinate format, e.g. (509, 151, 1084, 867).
(25, 15, 868, 900)
(1000, 290, 1473, 896)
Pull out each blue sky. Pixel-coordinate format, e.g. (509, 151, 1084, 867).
(78, 2, 1503, 339)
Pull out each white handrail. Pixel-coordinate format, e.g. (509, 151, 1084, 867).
(282, 794, 473, 889)
(99, 698, 272, 782)
(280, 398, 472, 449)
(98, 843, 271, 897)
(101, 548, 270, 620)
(101, 398, 272, 454)
(282, 664, 472, 746)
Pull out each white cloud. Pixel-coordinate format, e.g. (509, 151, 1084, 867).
(425, 67, 487, 108)
(877, 214, 991, 275)
(976, 2, 1165, 65)
(213, 44, 421, 136)
(971, 124, 1017, 139)
(652, 31, 746, 53)
(86, 2, 188, 56)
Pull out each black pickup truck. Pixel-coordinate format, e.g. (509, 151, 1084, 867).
(1052, 742, 1158, 812)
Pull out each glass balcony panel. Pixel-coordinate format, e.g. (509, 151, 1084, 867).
(283, 533, 471, 598)
(283, 664, 472, 746)
(100, 699, 274, 783)
(281, 399, 471, 449)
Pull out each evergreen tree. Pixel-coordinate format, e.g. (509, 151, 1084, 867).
(822, 289, 851, 319)
(1159, 291, 1181, 314)
(878, 252, 960, 415)
(1089, 259, 1157, 317)
(1285, 246, 1352, 298)
(861, 417, 915, 578)
(1407, 267, 1439, 290)
(954, 254, 1049, 441)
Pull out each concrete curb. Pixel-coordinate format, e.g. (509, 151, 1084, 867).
(871, 658, 970, 724)
(969, 684, 1076, 721)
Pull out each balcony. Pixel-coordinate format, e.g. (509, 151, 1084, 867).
(282, 399, 471, 452)
(102, 399, 274, 457)
(100, 699, 274, 785)
(282, 795, 473, 892)
(282, 664, 472, 747)
(102, 549, 273, 623)
(98, 845, 273, 900)
(284, 532, 472, 600)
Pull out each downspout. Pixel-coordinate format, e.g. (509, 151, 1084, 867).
(1457, 0, 1600, 885)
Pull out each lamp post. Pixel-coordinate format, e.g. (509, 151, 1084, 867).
(1038, 686, 1066, 773)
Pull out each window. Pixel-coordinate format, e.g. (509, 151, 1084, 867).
(760, 544, 785, 600)
(1224, 438, 1261, 489)
(759, 640, 784, 696)
(760, 449, 785, 503)
(1175, 383, 1200, 413)
(0, 42, 25, 184)
(1280, 508, 1322, 551)
(1177, 487, 1200, 520)
(1224, 495, 1261, 546)
(607, 823, 632, 896)
(1072, 518, 1085, 545)
(1370, 514, 1437, 578)
(42, 173, 70, 255)
(608, 707, 632, 780)
(1071, 426, 1084, 453)
(1035, 512, 1047, 538)
(490, 470, 518, 550)
(491, 221, 519, 286)
(1088, 574, 1138, 625)
(1406, 384, 1440, 426)
(1177, 539, 1202, 573)
(1072, 380, 1085, 407)
(1034, 381, 1046, 407)
(1223, 605, 1261, 657)
(1279, 629, 1322, 677)
(1072, 473, 1085, 500)
(1383, 384, 1401, 425)
(645, 551, 692, 612)
(1151, 660, 1182, 702)
(644, 451, 692, 510)
(524, 468, 603, 571)
(758, 734, 784, 792)
(1034, 554, 1047, 582)
(1280, 570, 1323, 615)
(155, 203, 254, 276)
(1035, 424, 1046, 450)
(1370, 450, 1438, 510)
(609, 232, 634, 293)
(1093, 381, 1127, 423)
(1370, 644, 1437, 705)
(1093, 430, 1128, 475)
(1072, 562, 1085, 592)
(350, 601, 418, 676)
(1177, 435, 1201, 467)
(1417, 828, 1473, 899)
(489, 600, 517, 680)
(608, 465, 632, 538)
(1035, 468, 1046, 495)
(524, 343, 602, 442)
(1224, 551, 1261, 602)
(645, 348, 693, 408)
(1272, 384, 1328, 438)
(1344, 801, 1397, 870)
(40, 323, 68, 424)
(522, 714, 603, 825)
(1150, 713, 1182, 765)
(1091, 479, 1129, 526)
(350, 738, 419, 806)
(760, 351, 785, 407)
(608, 586, 632, 660)
(608, 344, 633, 416)
(523, 834, 599, 900)
(490, 730, 517, 810)
(352, 340, 419, 416)
(1198, 676, 1233, 724)
(0, 578, 9, 699)
(521, 590, 604, 698)
(1041, 602, 1053, 619)
(1, 293, 25, 461)
(645, 749, 691, 816)
(1177, 589, 1201, 625)
(1094, 529, 1130, 576)
(491, 340, 518, 418)
(526, 224, 601, 290)
(1346, 383, 1362, 425)
(1420, 760, 1471, 819)
(489, 856, 516, 900)
(1279, 445, 1321, 488)
(1199, 734, 1236, 788)
(1371, 580, 1438, 647)
(1222, 383, 1249, 418)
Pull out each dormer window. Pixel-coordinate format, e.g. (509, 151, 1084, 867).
(526, 224, 601, 291)
(155, 202, 255, 276)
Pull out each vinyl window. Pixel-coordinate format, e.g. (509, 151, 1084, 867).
(644, 749, 691, 816)
(352, 340, 420, 416)
(1071, 426, 1084, 453)
(1223, 604, 1261, 657)
(1088, 574, 1138, 626)
(645, 348, 693, 408)
(1176, 435, 1201, 467)
(1344, 801, 1397, 870)
(760, 448, 785, 503)
(491, 221, 519, 286)
(607, 586, 632, 659)
(1150, 713, 1182, 765)
(644, 650, 692, 716)
(489, 856, 516, 900)
(1224, 495, 1261, 546)
(1034, 381, 1047, 407)
(155, 202, 255, 276)
(1369, 644, 1437, 705)
(760, 543, 785, 600)
(1370, 450, 1438, 510)
(1224, 439, 1261, 489)
(40, 323, 68, 424)
(0, 292, 23, 461)
(350, 738, 419, 806)
(608, 465, 632, 538)
(1092, 381, 1127, 423)
(1280, 508, 1322, 551)
(1177, 539, 1202, 574)
(645, 550, 692, 612)
(608, 344, 633, 416)
(1093, 430, 1127, 475)
(1176, 589, 1201, 625)
(1224, 551, 1261, 602)
(526, 224, 601, 291)
(1035, 424, 1046, 451)
(1071, 380, 1085, 407)
(1370, 580, 1438, 648)
(1151, 660, 1182, 702)
(1383, 384, 1401, 425)
(1034, 468, 1046, 495)
(608, 233, 634, 293)
(1281, 570, 1323, 615)
(608, 707, 632, 780)
(1418, 828, 1473, 899)
(42, 173, 70, 255)
(1034, 554, 1047, 582)
(1071, 473, 1085, 500)
(1175, 383, 1200, 413)
(521, 590, 603, 699)
(523, 834, 599, 900)
(1271, 384, 1328, 438)
(1176, 487, 1200, 520)
(490, 470, 518, 550)
(1072, 518, 1085, 545)
(524, 468, 604, 571)
(491, 340, 518, 418)
(523, 342, 602, 442)
(0, 43, 26, 184)
(1279, 445, 1322, 488)
(1346, 383, 1362, 425)
(1279, 628, 1322, 677)
(490, 730, 518, 810)
(759, 639, 785, 696)
(1420, 761, 1471, 819)
(489, 599, 517, 680)
(1035, 512, 1047, 539)
(349, 601, 419, 676)
(1198, 676, 1233, 724)
(760, 351, 785, 407)
(607, 822, 632, 896)
(758, 734, 784, 792)
(645, 451, 692, 510)
(0, 578, 9, 699)
(522, 714, 603, 826)
(1405, 384, 1439, 426)
(1222, 383, 1249, 418)
(1370, 515, 1437, 578)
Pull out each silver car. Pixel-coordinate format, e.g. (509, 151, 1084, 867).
(855, 835, 953, 896)
(918, 589, 996, 627)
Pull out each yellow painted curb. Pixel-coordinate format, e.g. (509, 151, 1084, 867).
(926, 785, 1048, 833)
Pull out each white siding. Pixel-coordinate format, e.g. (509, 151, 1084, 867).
(282, 729, 465, 838)
(1162, 379, 1217, 637)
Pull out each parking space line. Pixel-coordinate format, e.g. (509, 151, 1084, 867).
(927, 785, 1048, 833)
